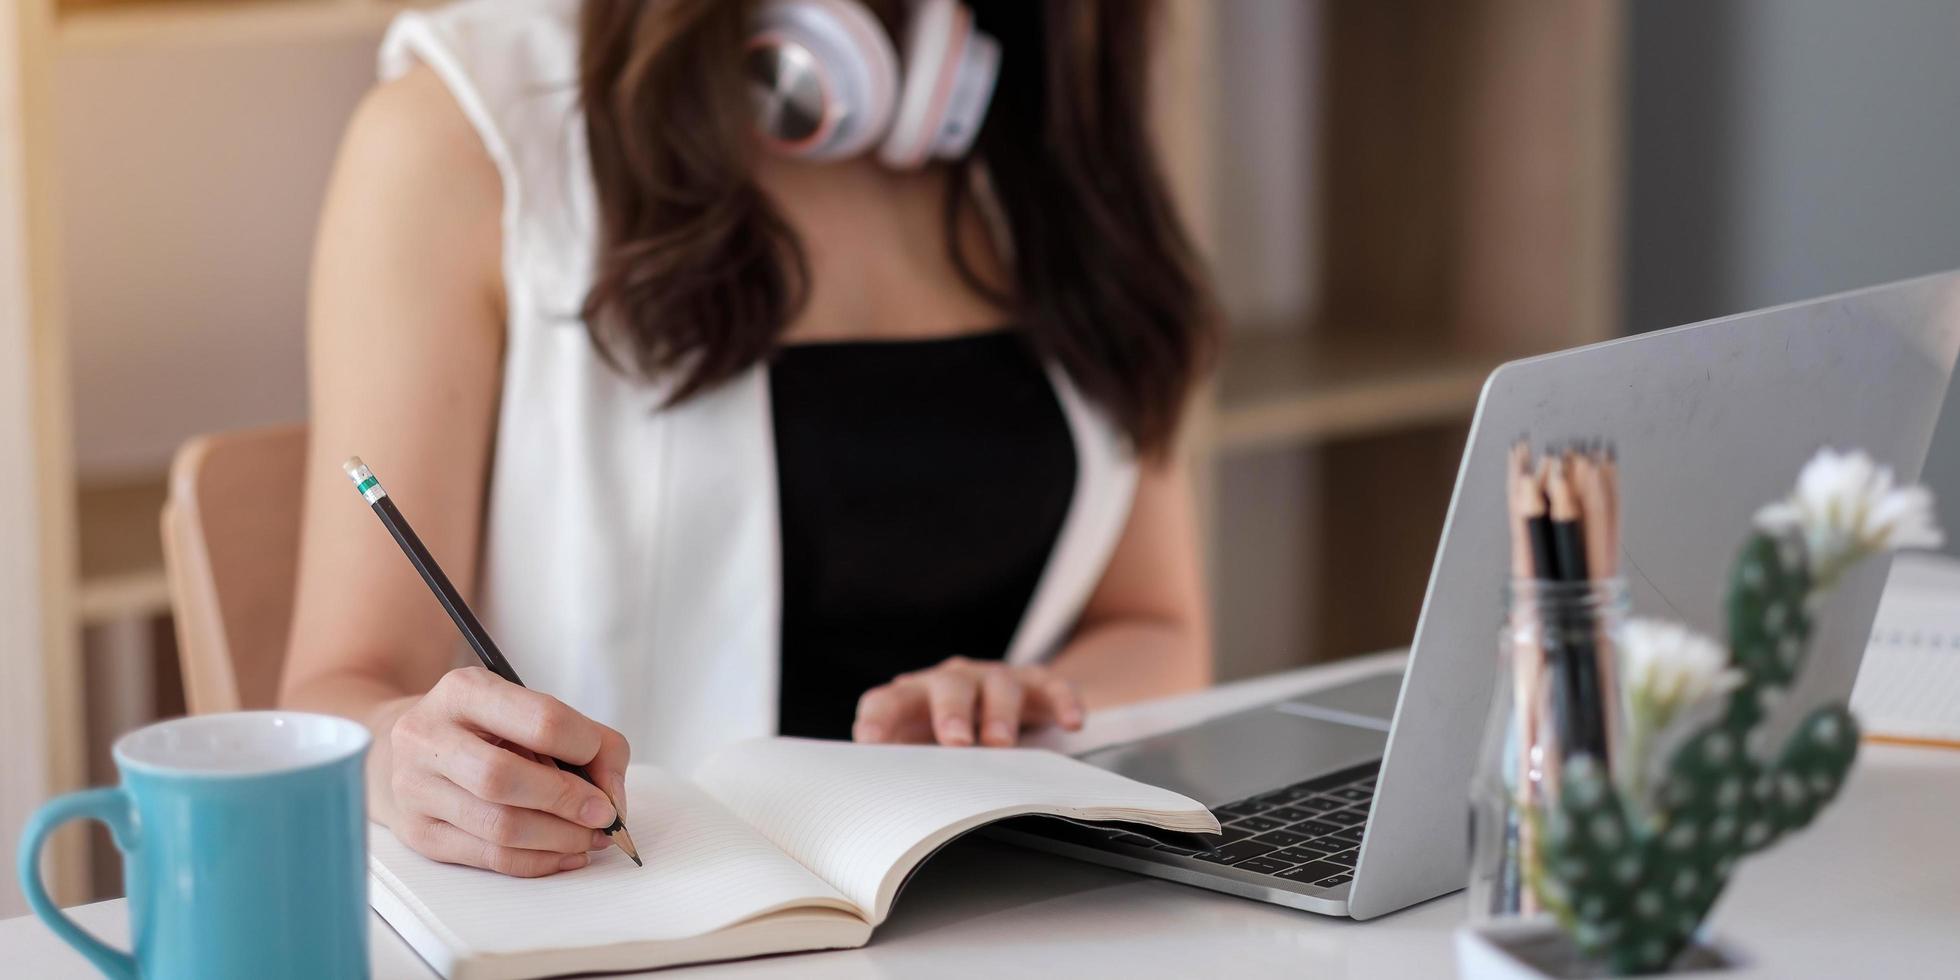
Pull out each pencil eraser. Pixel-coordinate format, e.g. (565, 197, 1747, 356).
(342, 457, 366, 481)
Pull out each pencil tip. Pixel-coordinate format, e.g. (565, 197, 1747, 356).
(612, 823, 643, 867)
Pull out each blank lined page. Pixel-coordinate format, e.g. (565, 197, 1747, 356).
(693, 739, 1215, 922)
(1854, 559, 1960, 742)
(368, 766, 855, 962)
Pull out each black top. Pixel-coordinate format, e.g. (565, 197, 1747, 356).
(770, 330, 1077, 740)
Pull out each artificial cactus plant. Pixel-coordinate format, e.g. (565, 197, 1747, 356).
(1535, 527, 1862, 974)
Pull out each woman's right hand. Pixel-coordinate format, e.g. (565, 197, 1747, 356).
(384, 667, 632, 877)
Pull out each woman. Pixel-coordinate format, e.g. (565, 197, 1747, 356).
(281, 0, 1213, 878)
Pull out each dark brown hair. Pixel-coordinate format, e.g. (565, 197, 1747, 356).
(578, 0, 1211, 453)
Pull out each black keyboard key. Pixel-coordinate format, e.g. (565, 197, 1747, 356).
(1264, 805, 1314, 823)
(1331, 787, 1373, 802)
(1317, 872, 1354, 886)
(1193, 839, 1277, 865)
(1295, 820, 1341, 838)
(1329, 827, 1366, 846)
(1255, 785, 1315, 804)
(1293, 796, 1342, 813)
(1234, 856, 1295, 876)
(1254, 831, 1317, 854)
(1215, 800, 1272, 818)
(1230, 815, 1285, 833)
(1276, 860, 1348, 884)
(1323, 809, 1368, 827)
(1214, 826, 1253, 843)
(1267, 846, 1330, 864)
(1253, 829, 1310, 848)
(1327, 847, 1360, 866)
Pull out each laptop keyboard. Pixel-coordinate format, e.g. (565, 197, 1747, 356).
(1084, 761, 1379, 891)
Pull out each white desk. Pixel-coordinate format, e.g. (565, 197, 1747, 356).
(7, 653, 1956, 978)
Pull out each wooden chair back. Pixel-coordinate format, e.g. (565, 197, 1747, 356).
(160, 424, 308, 713)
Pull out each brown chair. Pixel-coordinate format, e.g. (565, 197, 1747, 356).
(160, 424, 308, 713)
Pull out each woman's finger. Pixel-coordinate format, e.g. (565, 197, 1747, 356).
(1018, 667, 1087, 731)
(435, 668, 610, 768)
(978, 668, 1024, 746)
(584, 724, 633, 823)
(854, 681, 928, 743)
(395, 816, 587, 877)
(854, 682, 913, 740)
(485, 735, 554, 770)
(922, 670, 981, 746)
(439, 682, 635, 827)
(430, 729, 618, 830)
(421, 775, 601, 854)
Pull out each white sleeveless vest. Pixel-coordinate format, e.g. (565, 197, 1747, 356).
(379, 0, 1138, 770)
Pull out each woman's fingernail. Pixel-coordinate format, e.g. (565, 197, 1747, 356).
(559, 853, 589, 871)
(609, 779, 629, 820)
(984, 721, 1014, 744)
(581, 797, 616, 828)
(591, 830, 613, 850)
(940, 720, 973, 745)
(855, 722, 886, 743)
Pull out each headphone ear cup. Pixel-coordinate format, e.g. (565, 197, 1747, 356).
(749, 0, 900, 160)
(878, 0, 997, 169)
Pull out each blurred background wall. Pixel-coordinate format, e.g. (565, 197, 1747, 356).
(59, 33, 371, 479)
(5, 0, 1960, 910)
(1, 0, 61, 922)
(1624, 0, 1960, 537)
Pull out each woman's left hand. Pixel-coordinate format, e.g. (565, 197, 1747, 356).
(853, 657, 1086, 747)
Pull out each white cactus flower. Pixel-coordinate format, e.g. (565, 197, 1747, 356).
(1754, 448, 1943, 586)
(1619, 618, 1743, 806)
(1622, 618, 1742, 721)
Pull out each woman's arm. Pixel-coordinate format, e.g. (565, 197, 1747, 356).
(280, 65, 627, 876)
(1047, 456, 1214, 706)
(853, 454, 1214, 745)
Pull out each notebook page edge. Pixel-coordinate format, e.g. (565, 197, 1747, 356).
(458, 907, 872, 979)
(693, 738, 1217, 920)
(369, 857, 468, 979)
(367, 766, 863, 963)
(370, 873, 869, 980)
(864, 800, 1217, 923)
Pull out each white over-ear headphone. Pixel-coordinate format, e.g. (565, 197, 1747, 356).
(746, 0, 1000, 169)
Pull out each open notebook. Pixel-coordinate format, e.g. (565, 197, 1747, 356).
(1852, 552, 1960, 747)
(369, 738, 1218, 979)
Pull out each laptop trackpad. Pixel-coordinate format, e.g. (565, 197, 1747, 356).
(1077, 688, 1393, 808)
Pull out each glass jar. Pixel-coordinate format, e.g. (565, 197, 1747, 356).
(1468, 577, 1629, 921)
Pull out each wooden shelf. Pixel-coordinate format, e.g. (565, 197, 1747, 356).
(75, 474, 170, 624)
(1212, 329, 1517, 456)
(57, 0, 409, 51)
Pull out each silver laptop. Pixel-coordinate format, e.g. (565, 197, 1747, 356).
(996, 271, 1960, 919)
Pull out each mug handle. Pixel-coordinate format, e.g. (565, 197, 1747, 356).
(16, 788, 139, 980)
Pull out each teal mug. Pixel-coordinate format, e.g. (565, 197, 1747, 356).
(17, 711, 371, 979)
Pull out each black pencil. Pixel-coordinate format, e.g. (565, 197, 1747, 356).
(1545, 456, 1606, 760)
(342, 456, 641, 867)
(1545, 457, 1590, 584)
(1522, 460, 1559, 582)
